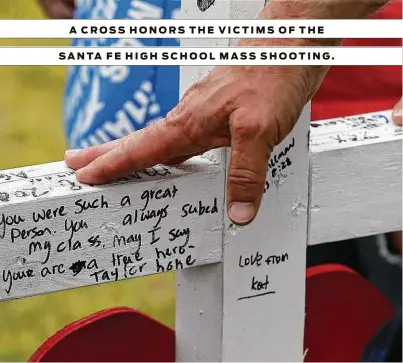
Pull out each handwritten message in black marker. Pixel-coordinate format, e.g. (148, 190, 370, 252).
(237, 251, 289, 301)
(0, 164, 222, 300)
(264, 137, 295, 194)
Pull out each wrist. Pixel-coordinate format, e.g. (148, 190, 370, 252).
(261, 0, 392, 20)
(242, 0, 392, 47)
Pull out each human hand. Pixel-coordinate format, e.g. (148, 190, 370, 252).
(64, 0, 389, 226)
(37, 0, 75, 19)
(65, 39, 331, 226)
(392, 97, 402, 126)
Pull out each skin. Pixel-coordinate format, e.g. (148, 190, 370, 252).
(37, 0, 75, 19)
(63, 0, 400, 227)
(392, 97, 402, 127)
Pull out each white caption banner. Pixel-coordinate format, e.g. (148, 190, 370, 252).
(0, 47, 400, 65)
(0, 19, 402, 39)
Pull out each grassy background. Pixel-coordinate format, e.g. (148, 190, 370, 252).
(0, 1, 175, 360)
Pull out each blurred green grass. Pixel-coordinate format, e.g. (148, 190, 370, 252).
(0, 1, 175, 360)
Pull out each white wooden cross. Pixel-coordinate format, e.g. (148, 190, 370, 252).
(0, 0, 401, 361)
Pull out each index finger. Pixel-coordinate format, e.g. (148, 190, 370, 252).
(74, 118, 203, 184)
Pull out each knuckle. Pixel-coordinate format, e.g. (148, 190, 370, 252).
(181, 81, 203, 101)
(118, 135, 136, 155)
(231, 119, 265, 140)
(118, 136, 143, 166)
(99, 139, 137, 179)
(165, 103, 190, 129)
(228, 167, 265, 192)
(166, 108, 177, 120)
(163, 111, 198, 147)
(100, 160, 119, 181)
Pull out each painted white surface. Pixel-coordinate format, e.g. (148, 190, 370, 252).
(176, 0, 310, 361)
(220, 106, 310, 361)
(0, 95, 399, 362)
(310, 110, 402, 151)
(310, 110, 403, 244)
(225, 0, 309, 361)
(176, 262, 224, 361)
(175, 0, 228, 360)
(0, 158, 224, 301)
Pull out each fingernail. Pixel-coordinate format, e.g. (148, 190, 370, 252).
(65, 149, 81, 157)
(229, 202, 255, 225)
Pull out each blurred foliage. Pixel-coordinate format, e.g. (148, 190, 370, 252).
(0, 1, 175, 360)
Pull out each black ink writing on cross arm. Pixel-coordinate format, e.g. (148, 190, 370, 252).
(237, 291, 276, 301)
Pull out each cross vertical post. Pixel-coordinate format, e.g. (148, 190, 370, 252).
(176, 0, 311, 360)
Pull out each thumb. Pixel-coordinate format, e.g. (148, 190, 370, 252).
(392, 98, 402, 126)
(227, 113, 270, 226)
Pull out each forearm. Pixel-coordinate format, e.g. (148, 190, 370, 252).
(261, 0, 392, 21)
(240, 0, 393, 47)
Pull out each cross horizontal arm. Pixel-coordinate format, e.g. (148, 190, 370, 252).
(0, 157, 224, 301)
(310, 110, 402, 245)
